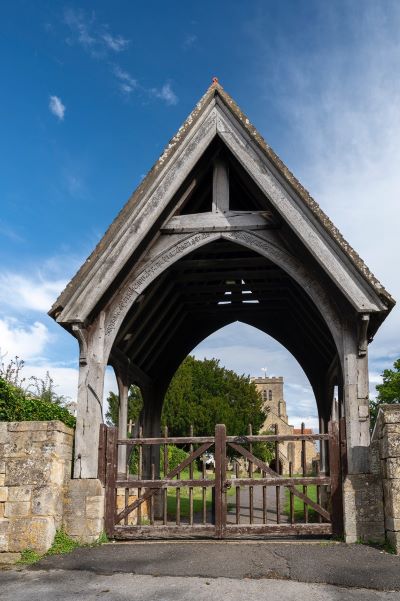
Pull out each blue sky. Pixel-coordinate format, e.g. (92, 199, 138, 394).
(1, 1, 399, 429)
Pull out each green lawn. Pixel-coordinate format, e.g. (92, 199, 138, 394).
(284, 484, 318, 522)
(165, 467, 237, 519)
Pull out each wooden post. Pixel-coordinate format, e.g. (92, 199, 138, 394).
(104, 426, 118, 537)
(328, 420, 343, 536)
(214, 423, 227, 538)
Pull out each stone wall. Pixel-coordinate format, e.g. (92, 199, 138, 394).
(372, 404, 400, 553)
(0, 421, 73, 557)
(0, 421, 105, 558)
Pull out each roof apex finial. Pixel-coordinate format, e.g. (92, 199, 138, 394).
(212, 76, 219, 85)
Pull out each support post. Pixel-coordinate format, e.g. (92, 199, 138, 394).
(342, 326, 371, 474)
(73, 316, 107, 479)
(115, 366, 130, 474)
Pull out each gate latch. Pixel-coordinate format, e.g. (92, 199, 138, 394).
(223, 480, 232, 491)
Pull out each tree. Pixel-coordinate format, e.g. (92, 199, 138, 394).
(106, 386, 143, 427)
(370, 358, 400, 429)
(106, 356, 267, 436)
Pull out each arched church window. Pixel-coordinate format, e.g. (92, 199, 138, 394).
(269, 390, 272, 401)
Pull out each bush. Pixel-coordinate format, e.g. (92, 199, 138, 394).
(128, 444, 189, 475)
(0, 377, 76, 429)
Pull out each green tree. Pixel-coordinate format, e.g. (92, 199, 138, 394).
(106, 386, 143, 427)
(106, 356, 267, 436)
(370, 358, 400, 429)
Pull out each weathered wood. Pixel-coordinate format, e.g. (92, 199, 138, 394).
(223, 523, 332, 536)
(212, 157, 229, 213)
(114, 525, 217, 539)
(97, 423, 107, 486)
(161, 211, 275, 233)
(189, 425, 194, 526)
(248, 424, 254, 525)
(116, 441, 213, 523)
(118, 433, 329, 445)
(301, 422, 308, 523)
(275, 424, 280, 524)
(227, 476, 330, 487)
(214, 424, 226, 538)
(329, 420, 343, 535)
(104, 427, 118, 537)
(228, 441, 331, 521)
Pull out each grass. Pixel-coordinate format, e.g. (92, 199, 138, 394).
(165, 467, 237, 519)
(17, 529, 109, 565)
(284, 484, 318, 522)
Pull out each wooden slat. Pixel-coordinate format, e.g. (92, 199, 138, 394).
(289, 462, 294, 525)
(214, 424, 226, 539)
(137, 426, 143, 526)
(163, 425, 168, 525)
(189, 425, 194, 526)
(229, 477, 330, 487)
(302, 422, 308, 523)
(275, 424, 280, 524)
(226, 434, 331, 443)
(120, 436, 215, 445)
(97, 423, 107, 486)
(202, 460, 207, 525)
(116, 441, 213, 523)
(224, 523, 332, 537)
(248, 424, 254, 525)
(118, 433, 330, 445)
(114, 525, 216, 539)
(104, 427, 118, 537)
(235, 462, 240, 525)
(229, 441, 331, 521)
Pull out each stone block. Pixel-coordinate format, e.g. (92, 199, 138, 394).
(8, 487, 32, 502)
(385, 458, 400, 479)
(5, 458, 51, 486)
(0, 552, 21, 564)
(8, 517, 56, 554)
(0, 460, 5, 473)
(86, 496, 104, 520)
(381, 405, 400, 425)
(0, 487, 8, 502)
(343, 474, 385, 543)
(380, 426, 400, 459)
(0, 474, 4, 486)
(383, 479, 400, 518)
(0, 503, 4, 518)
(0, 519, 10, 552)
(0, 423, 8, 444)
(4, 501, 31, 518)
(32, 485, 62, 518)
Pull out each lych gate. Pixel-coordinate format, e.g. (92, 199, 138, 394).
(49, 80, 394, 540)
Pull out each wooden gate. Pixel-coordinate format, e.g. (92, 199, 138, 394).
(99, 422, 342, 539)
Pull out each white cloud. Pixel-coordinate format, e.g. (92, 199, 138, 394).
(0, 318, 50, 360)
(183, 34, 197, 49)
(102, 33, 129, 52)
(0, 272, 66, 312)
(151, 83, 178, 106)
(247, 4, 400, 391)
(64, 8, 129, 57)
(113, 65, 137, 95)
(49, 95, 66, 120)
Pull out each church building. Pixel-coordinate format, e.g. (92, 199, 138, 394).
(251, 375, 318, 473)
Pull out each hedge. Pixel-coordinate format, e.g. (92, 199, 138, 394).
(0, 378, 76, 429)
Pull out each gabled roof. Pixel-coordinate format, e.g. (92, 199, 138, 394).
(50, 81, 394, 323)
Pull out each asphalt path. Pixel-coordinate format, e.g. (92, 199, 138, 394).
(1, 541, 398, 591)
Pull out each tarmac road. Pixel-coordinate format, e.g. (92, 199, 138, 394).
(1, 541, 399, 600)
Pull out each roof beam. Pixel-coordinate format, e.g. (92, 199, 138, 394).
(161, 210, 275, 233)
